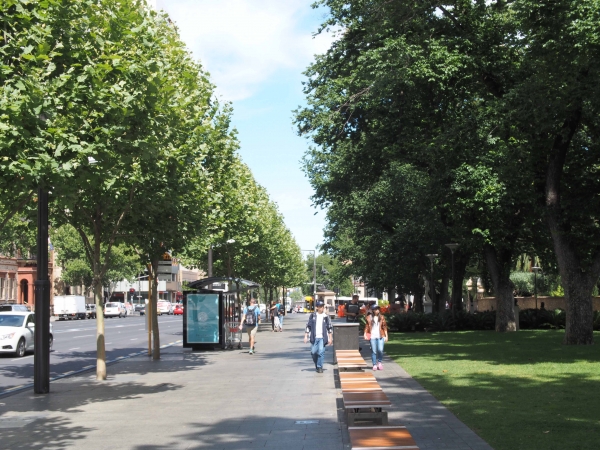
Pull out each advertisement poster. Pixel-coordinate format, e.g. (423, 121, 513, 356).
(186, 294, 220, 343)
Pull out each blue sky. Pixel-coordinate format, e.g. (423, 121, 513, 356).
(155, 0, 334, 251)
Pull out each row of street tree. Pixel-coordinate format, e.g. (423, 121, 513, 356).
(296, 0, 600, 344)
(0, 0, 303, 378)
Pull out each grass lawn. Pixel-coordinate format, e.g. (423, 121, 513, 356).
(386, 330, 600, 450)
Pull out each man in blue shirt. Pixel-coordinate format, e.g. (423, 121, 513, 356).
(304, 301, 333, 373)
(239, 298, 261, 354)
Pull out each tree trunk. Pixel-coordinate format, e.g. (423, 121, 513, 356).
(387, 287, 395, 307)
(94, 276, 106, 380)
(440, 271, 450, 311)
(544, 111, 599, 344)
(484, 245, 516, 332)
(413, 283, 424, 313)
(147, 267, 153, 356)
(452, 253, 469, 311)
(151, 257, 160, 360)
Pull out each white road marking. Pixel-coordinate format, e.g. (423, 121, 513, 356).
(11, 355, 33, 362)
(69, 347, 80, 350)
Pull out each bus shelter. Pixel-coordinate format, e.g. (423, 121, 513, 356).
(183, 277, 259, 350)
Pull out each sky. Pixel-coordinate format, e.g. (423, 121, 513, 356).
(154, 0, 334, 252)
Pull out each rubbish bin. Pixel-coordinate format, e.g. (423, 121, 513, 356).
(332, 323, 360, 363)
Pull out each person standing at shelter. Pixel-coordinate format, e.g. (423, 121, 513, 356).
(364, 304, 388, 370)
(345, 294, 360, 322)
(304, 300, 333, 373)
(239, 298, 261, 354)
(278, 302, 286, 331)
(270, 302, 281, 332)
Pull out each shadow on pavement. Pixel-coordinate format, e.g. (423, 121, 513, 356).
(131, 416, 345, 450)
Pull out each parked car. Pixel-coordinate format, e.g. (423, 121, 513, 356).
(104, 302, 127, 318)
(85, 304, 96, 319)
(134, 304, 145, 313)
(0, 304, 30, 312)
(0, 312, 53, 357)
(173, 305, 183, 315)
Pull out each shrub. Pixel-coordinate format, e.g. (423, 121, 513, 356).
(385, 310, 497, 332)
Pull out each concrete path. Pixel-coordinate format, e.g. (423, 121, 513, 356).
(0, 314, 492, 450)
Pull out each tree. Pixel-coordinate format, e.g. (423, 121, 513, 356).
(296, 0, 599, 336)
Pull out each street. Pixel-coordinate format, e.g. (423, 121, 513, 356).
(0, 314, 182, 395)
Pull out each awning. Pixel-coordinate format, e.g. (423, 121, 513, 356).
(187, 277, 260, 293)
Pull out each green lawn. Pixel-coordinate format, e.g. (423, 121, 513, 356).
(386, 331, 600, 450)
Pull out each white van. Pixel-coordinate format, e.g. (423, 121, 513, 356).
(157, 300, 173, 315)
(104, 302, 126, 318)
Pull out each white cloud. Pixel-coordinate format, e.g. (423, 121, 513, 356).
(156, 0, 333, 101)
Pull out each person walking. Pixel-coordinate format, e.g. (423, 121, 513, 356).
(345, 294, 360, 322)
(304, 300, 333, 373)
(239, 298, 261, 354)
(278, 302, 286, 331)
(270, 302, 281, 332)
(364, 304, 388, 370)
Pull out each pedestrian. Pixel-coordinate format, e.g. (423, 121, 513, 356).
(345, 294, 360, 322)
(364, 304, 388, 370)
(304, 300, 333, 373)
(238, 298, 261, 354)
(278, 302, 286, 331)
(270, 302, 281, 332)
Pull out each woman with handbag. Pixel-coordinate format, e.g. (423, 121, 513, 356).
(364, 304, 388, 371)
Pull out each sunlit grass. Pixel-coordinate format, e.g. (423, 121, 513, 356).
(386, 330, 600, 450)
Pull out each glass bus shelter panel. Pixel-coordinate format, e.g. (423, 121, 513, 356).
(185, 293, 220, 345)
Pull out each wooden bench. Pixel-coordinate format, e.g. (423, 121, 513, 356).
(336, 350, 369, 371)
(348, 426, 419, 449)
(339, 372, 377, 382)
(342, 388, 391, 426)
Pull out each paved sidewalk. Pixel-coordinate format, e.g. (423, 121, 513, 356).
(0, 315, 492, 450)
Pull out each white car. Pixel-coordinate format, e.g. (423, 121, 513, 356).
(157, 300, 173, 315)
(0, 312, 54, 357)
(104, 302, 127, 318)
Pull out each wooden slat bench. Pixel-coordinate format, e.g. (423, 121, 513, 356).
(336, 350, 369, 371)
(348, 426, 419, 449)
(342, 390, 391, 426)
(339, 372, 377, 382)
(340, 381, 382, 391)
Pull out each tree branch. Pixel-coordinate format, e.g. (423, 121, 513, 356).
(0, 190, 34, 233)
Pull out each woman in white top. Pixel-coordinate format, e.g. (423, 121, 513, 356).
(364, 304, 388, 370)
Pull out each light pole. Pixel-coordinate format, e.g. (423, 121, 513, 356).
(532, 266, 541, 309)
(425, 254, 438, 313)
(302, 250, 316, 310)
(445, 243, 460, 318)
(471, 277, 478, 313)
(34, 186, 50, 394)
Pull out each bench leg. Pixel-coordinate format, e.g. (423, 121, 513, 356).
(346, 410, 387, 426)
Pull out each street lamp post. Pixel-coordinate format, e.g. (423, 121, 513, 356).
(302, 250, 316, 310)
(425, 254, 438, 313)
(445, 243, 460, 318)
(532, 266, 541, 309)
(34, 186, 50, 394)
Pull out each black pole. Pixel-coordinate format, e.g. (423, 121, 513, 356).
(430, 264, 434, 313)
(34, 187, 50, 394)
(451, 251, 455, 319)
(534, 271, 538, 310)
